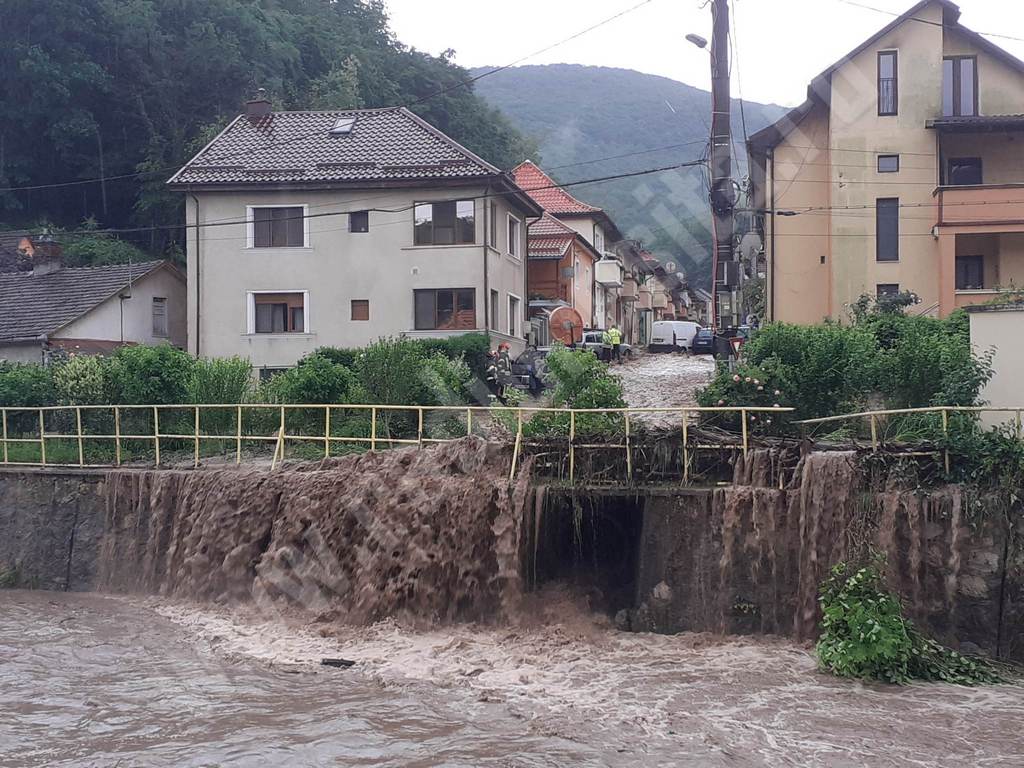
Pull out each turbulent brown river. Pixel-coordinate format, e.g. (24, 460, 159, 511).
(3, 589, 1024, 767)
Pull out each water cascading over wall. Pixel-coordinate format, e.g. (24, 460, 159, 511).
(633, 450, 1020, 659)
(97, 439, 532, 623)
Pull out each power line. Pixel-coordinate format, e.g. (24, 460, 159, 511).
(0, 0, 661, 196)
(34, 159, 706, 241)
(833, 0, 1024, 44)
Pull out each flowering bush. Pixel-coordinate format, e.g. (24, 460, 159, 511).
(696, 364, 789, 433)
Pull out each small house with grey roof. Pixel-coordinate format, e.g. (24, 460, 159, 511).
(168, 96, 543, 370)
(0, 251, 186, 364)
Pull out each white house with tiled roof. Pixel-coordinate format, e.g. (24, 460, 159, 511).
(169, 97, 542, 369)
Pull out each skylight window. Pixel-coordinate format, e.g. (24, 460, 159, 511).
(329, 117, 356, 135)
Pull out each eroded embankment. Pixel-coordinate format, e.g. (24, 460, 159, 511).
(97, 439, 532, 624)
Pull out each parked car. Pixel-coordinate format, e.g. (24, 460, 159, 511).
(511, 347, 551, 393)
(649, 320, 702, 352)
(691, 327, 715, 355)
(580, 330, 633, 361)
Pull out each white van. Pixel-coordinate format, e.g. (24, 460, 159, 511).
(649, 321, 702, 352)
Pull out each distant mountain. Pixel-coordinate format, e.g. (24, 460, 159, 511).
(471, 64, 788, 287)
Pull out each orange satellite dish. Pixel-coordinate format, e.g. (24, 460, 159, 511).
(548, 306, 584, 346)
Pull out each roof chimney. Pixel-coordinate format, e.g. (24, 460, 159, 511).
(245, 89, 272, 123)
(30, 235, 63, 276)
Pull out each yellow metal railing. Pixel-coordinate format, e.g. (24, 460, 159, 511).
(0, 403, 793, 482)
(796, 405, 1024, 473)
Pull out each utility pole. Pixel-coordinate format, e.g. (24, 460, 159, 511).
(709, 0, 737, 330)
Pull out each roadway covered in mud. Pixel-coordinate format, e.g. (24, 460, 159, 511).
(2, 589, 1022, 767)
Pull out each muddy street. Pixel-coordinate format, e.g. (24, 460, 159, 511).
(613, 352, 716, 425)
(4, 589, 1023, 767)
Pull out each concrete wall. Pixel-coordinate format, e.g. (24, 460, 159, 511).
(0, 469, 106, 591)
(969, 305, 1024, 427)
(0, 342, 45, 364)
(187, 187, 530, 367)
(56, 266, 187, 349)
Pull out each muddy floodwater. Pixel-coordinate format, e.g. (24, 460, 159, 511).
(2, 590, 1024, 767)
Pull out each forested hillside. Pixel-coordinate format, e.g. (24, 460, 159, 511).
(0, 0, 534, 256)
(473, 64, 787, 286)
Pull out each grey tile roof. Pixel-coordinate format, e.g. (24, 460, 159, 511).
(0, 261, 168, 342)
(926, 114, 1024, 131)
(169, 107, 501, 187)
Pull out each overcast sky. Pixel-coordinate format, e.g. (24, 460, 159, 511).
(383, 0, 1024, 108)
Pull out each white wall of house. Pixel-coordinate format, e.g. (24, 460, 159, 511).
(56, 267, 187, 348)
(969, 305, 1024, 428)
(186, 187, 529, 368)
(0, 342, 44, 364)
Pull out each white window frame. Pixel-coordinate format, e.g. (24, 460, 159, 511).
(490, 288, 500, 331)
(507, 214, 521, 258)
(245, 204, 310, 249)
(594, 228, 605, 253)
(246, 290, 310, 334)
(507, 292, 521, 338)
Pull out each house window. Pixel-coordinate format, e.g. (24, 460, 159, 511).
(594, 229, 605, 254)
(250, 292, 307, 333)
(249, 206, 306, 248)
(943, 56, 977, 117)
(351, 299, 369, 321)
(876, 283, 900, 297)
(955, 255, 984, 290)
(414, 288, 475, 330)
(414, 200, 475, 245)
(258, 367, 288, 382)
(507, 214, 521, 257)
(876, 198, 899, 262)
(488, 201, 498, 248)
(878, 51, 898, 116)
(490, 289, 499, 331)
(877, 154, 900, 173)
(349, 211, 369, 233)
(151, 297, 168, 337)
(508, 294, 521, 337)
(948, 157, 983, 186)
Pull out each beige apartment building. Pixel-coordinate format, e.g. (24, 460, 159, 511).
(748, 0, 1024, 322)
(169, 99, 541, 370)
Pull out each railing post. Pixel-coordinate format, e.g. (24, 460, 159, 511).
(153, 406, 160, 466)
(279, 405, 285, 460)
(508, 408, 523, 482)
(236, 405, 243, 465)
(941, 407, 950, 475)
(1016, 409, 1022, 440)
(39, 409, 46, 466)
(569, 410, 576, 484)
(324, 406, 331, 458)
(1, 408, 8, 465)
(741, 408, 749, 458)
(466, 407, 473, 437)
(370, 406, 377, 451)
(624, 411, 633, 481)
(417, 407, 424, 447)
(76, 407, 85, 467)
(869, 414, 878, 452)
(194, 406, 200, 468)
(114, 406, 122, 467)
(682, 409, 690, 484)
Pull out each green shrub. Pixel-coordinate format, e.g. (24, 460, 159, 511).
(105, 345, 194, 404)
(54, 355, 110, 405)
(306, 346, 360, 370)
(265, 356, 360, 405)
(355, 337, 432, 406)
(188, 357, 254, 404)
(0, 363, 56, 408)
(526, 346, 626, 437)
(817, 558, 1002, 685)
(696, 364, 789, 433)
(420, 333, 491, 379)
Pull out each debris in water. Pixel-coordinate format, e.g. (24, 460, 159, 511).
(321, 657, 356, 668)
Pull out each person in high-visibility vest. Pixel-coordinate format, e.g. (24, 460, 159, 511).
(607, 323, 623, 364)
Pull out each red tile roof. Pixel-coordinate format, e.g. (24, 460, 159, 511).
(512, 160, 602, 215)
(527, 213, 575, 259)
